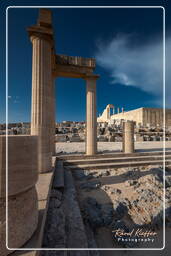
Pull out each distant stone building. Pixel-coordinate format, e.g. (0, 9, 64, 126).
(97, 105, 171, 127)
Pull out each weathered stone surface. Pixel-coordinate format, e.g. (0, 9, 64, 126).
(0, 187, 38, 255)
(81, 197, 114, 229)
(0, 135, 39, 255)
(64, 170, 88, 248)
(122, 121, 134, 153)
(51, 189, 63, 201)
(79, 181, 101, 191)
(0, 135, 38, 197)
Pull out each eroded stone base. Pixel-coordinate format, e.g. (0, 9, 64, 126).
(0, 187, 38, 255)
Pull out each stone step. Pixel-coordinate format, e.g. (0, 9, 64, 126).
(53, 160, 65, 189)
(63, 154, 171, 166)
(63, 169, 89, 251)
(57, 150, 170, 161)
(66, 159, 171, 170)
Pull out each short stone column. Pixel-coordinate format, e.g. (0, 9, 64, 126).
(86, 76, 98, 155)
(30, 34, 53, 173)
(0, 135, 38, 255)
(122, 121, 135, 153)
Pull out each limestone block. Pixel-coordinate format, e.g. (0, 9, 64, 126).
(0, 135, 38, 198)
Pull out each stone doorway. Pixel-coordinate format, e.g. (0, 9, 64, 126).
(27, 9, 100, 172)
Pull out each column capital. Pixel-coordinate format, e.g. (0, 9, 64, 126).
(27, 25, 54, 45)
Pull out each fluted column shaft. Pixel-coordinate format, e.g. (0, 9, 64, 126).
(31, 36, 52, 172)
(86, 78, 97, 155)
(51, 77, 56, 155)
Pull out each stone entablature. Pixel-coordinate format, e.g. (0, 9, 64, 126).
(56, 54, 95, 68)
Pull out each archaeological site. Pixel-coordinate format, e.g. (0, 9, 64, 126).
(1, 7, 171, 256)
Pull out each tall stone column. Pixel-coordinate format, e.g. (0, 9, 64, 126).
(51, 77, 56, 155)
(122, 121, 135, 153)
(30, 35, 53, 173)
(86, 76, 97, 155)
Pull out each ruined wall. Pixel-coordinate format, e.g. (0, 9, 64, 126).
(99, 106, 171, 127)
(97, 104, 114, 122)
(143, 108, 171, 127)
(110, 108, 143, 125)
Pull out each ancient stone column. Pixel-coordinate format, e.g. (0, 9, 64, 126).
(0, 135, 38, 255)
(51, 77, 56, 155)
(30, 34, 53, 173)
(86, 76, 97, 155)
(122, 121, 135, 153)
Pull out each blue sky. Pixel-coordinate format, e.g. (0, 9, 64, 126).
(0, 0, 171, 123)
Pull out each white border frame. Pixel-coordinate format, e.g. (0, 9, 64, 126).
(6, 5, 166, 251)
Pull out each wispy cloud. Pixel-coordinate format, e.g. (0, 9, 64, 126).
(95, 34, 171, 107)
(8, 95, 20, 104)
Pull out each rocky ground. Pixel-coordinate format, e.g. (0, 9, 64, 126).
(73, 165, 171, 250)
(40, 163, 171, 255)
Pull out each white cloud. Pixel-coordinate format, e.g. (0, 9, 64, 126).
(95, 34, 171, 107)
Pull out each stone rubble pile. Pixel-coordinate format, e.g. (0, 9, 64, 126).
(75, 166, 171, 248)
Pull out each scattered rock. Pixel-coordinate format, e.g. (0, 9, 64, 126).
(74, 170, 87, 180)
(100, 170, 110, 176)
(115, 202, 128, 219)
(80, 181, 101, 190)
(82, 197, 103, 229)
(127, 180, 138, 186)
(111, 188, 122, 195)
(81, 198, 114, 229)
(166, 175, 171, 188)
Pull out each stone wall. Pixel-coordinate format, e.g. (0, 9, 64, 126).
(108, 107, 171, 127)
(110, 107, 143, 125)
(0, 135, 38, 255)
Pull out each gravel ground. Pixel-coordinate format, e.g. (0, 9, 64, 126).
(55, 141, 171, 155)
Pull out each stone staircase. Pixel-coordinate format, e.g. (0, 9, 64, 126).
(57, 151, 171, 170)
